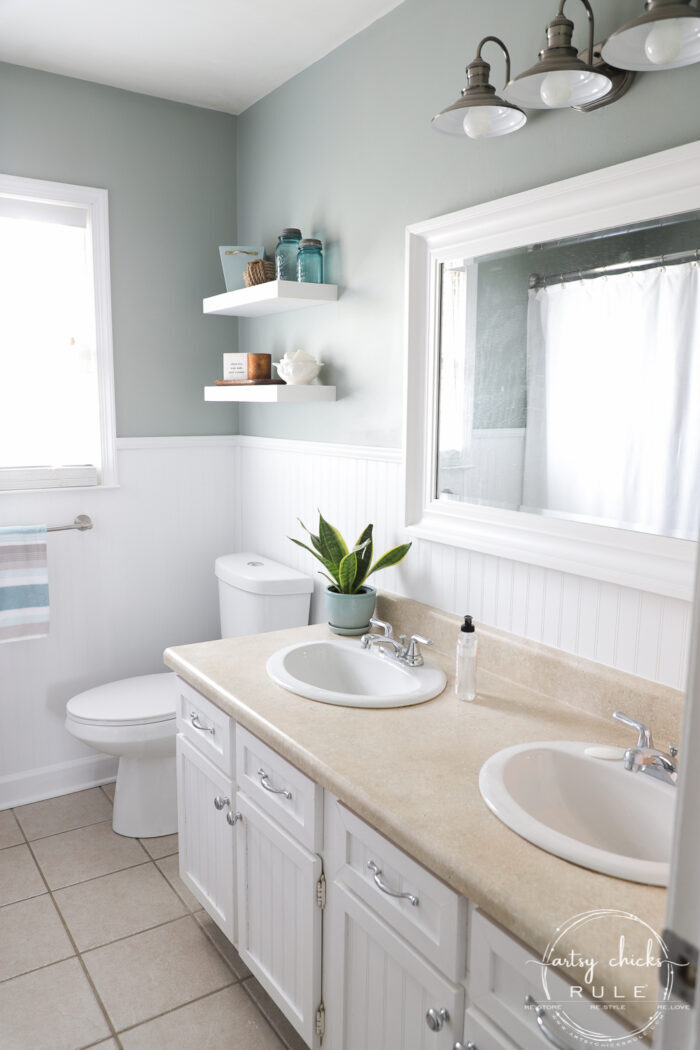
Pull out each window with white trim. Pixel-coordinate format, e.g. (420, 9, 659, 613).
(0, 174, 117, 490)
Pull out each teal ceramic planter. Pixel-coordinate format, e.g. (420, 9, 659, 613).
(325, 586, 376, 636)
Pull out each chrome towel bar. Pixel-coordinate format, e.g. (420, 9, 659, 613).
(47, 515, 93, 533)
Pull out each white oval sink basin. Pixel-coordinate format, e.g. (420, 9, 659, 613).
(479, 741, 675, 885)
(266, 639, 447, 708)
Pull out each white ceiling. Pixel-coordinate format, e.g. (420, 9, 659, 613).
(0, 0, 405, 114)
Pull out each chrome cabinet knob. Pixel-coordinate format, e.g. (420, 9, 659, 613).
(425, 1007, 449, 1032)
(226, 810, 242, 826)
(213, 796, 230, 810)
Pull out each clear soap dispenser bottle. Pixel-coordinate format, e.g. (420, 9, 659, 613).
(456, 615, 477, 702)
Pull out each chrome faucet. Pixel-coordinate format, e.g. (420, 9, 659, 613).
(361, 617, 433, 668)
(613, 711, 679, 787)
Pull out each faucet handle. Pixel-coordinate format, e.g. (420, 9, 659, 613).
(404, 634, 433, 667)
(368, 617, 394, 639)
(613, 711, 654, 749)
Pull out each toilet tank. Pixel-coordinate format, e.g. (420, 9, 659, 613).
(215, 552, 313, 638)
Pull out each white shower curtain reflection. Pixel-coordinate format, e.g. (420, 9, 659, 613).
(522, 262, 700, 540)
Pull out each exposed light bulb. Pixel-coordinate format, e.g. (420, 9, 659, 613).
(644, 19, 683, 65)
(463, 107, 494, 139)
(539, 70, 574, 108)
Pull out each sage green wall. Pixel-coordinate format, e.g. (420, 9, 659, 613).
(0, 62, 238, 437)
(236, 0, 700, 447)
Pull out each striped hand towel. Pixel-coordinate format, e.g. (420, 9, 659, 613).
(0, 526, 49, 642)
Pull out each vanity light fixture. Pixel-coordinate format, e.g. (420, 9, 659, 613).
(504, 0, 613, 109)
(601, 0, 700, 71)
(431, 37, 527, 139)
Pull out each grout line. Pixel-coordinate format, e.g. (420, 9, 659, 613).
(16, 813, 116, 844)
(34, 856, 154, 894)
(79, 911, 202, 958)
(4, 798, 278, 1049)
(113, 980, 237, 1038)
(14, 810, 121, 1044)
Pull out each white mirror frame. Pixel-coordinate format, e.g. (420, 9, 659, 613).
(403, 142, 700, 601)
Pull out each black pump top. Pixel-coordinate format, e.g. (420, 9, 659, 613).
(461, 615, 475, 633)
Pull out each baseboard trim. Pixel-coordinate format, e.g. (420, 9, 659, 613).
(0, 754, 118, 810)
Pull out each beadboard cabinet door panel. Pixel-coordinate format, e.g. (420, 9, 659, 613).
(176, 734, 236, 942)
(236, 791, 322, 1048)
(326, 882, 464, 1050)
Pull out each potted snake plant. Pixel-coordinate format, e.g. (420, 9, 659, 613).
(291, 513, 411, 635)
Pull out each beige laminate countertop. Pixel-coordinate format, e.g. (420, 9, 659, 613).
(164, 619, 671, 1032)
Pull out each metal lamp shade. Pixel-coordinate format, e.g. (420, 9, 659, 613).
(432, 42, 527, 139)
(432, 94, 527, 138)
(505, 58, 612, 108)
(601, 2, 700, 71)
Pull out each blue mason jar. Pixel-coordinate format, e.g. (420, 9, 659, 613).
(297, 238, 324, 284)
(274, 228, 302, 281)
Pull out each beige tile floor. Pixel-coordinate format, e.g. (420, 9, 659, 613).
(0, 786, 308, 1050)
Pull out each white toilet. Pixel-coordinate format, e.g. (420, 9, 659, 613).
(65, 553, 313, 838)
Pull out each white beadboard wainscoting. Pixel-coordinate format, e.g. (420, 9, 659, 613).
(236, 435, 692, 691)
(0, 437, 238, 808)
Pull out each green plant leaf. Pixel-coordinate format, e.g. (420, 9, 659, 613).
(366, 542, 412, 580)
(353, 523, 374, 590)
(318, 512, 348, 567)
(297, 518, 324, 556)
(338, 550, 358, 593)
(289, 537, 340, 587)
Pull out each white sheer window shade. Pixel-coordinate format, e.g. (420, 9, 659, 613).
(0, 174, 116, 491)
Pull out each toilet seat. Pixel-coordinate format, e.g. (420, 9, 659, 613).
(66, 672, 176, 728)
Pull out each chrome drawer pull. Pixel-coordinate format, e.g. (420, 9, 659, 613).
(525, 996, 573, 1049)
(226, 810, 243, 826)
(454, 1044, 477, 1049)
(213, 796, 230, 810)
(367, 860, 419, 906)
(257, 768, 292, 799)
(425, 1007, 449, 1031)
(190, 713, 215, 735)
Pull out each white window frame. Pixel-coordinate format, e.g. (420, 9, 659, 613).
(0, 172, 117, 490)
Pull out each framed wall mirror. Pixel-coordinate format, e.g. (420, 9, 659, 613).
(404, 143, 700, 600)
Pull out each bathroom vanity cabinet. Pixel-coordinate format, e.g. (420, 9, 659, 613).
(175, 676, 633, 1050)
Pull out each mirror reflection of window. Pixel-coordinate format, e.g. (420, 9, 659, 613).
(435, 210, 700, 541)
(437, 262, 473, 501)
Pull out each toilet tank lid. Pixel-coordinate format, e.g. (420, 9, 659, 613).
(215, 553, 313, 595)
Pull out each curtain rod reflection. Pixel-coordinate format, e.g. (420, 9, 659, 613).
(529, 247, 700, 290)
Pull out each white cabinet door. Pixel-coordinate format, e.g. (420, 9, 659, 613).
(176, 734, 236, 942)
(325, 882, 465, 1050)
(236, 791, 323, 1048)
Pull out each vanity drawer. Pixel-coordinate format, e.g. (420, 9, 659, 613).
(176, 679, 235, 775)
(469, 909, 632, 1050)
(328, 802, 467, 982)
(463, 1008, 518, 1050)
(236, 725, 322, 852)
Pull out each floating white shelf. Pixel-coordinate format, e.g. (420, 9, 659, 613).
(204, 385, 336, 404)
(203, 279, 338, 318)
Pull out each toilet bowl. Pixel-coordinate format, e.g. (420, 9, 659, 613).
(65, 552, 313, 838)
(66, 673, 177, 838)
